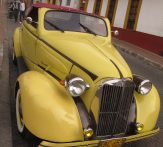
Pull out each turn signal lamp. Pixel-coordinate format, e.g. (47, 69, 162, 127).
(59, 80, 65, 86)
(136, 122, 144, 132)
(84, 128, 94, 138)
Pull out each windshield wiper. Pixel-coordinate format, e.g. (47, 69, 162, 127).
(79, 23, 97, 36)
(45, 19, 64, 33)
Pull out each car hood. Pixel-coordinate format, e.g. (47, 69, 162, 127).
(42, 33, 132, 80)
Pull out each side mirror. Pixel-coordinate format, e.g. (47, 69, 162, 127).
(111, 30, 119, 36)
(26, 17, 38, 24)
(26, 17, 32, 24)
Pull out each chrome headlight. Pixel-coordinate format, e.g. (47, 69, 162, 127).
(65, 76, 90, 97)
(133, 75, 152, 95)
(138, 80, 152, 95)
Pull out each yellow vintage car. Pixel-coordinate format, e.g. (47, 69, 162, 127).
(13, 3, 160, 147)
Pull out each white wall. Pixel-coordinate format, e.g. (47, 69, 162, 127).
(70, 0, 80, 9)
(114, 0, 128, 28)
(55, 0, 61, 5)
(40, 0, 48, 3)
(61, 0, 67, 6)
(137, 0, 163, 37)
(87, 0, 95, 13)
(100, 0, 108, 17)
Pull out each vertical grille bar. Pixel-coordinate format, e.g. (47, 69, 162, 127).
(96, 79, 135, 137)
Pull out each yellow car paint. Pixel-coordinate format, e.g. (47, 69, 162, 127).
(13, 28, 22, 57)
(18, 71, 83, 142)
(135, 85, 160, 132)
(13, 4, 160, 145)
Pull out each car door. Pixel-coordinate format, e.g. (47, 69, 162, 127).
(35, 9, 73, 80)
(36, 40, 73, 80)
(21, 7, 38, 68)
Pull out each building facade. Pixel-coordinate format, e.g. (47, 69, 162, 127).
(24, 0, 163, 55)
(83, 0, 163, 38)
(26, 0, 163, 37)
(30, 0, 80, 9)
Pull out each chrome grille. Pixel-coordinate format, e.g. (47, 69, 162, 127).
(96, 79, 135, 137)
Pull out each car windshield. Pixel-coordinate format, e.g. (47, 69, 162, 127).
(44, 11, 108, 37)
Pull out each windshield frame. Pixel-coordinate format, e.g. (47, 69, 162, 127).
(44, 10, 108, 37)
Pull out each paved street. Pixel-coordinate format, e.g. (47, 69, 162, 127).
(0, 0, 12, 146)
(0, 1, 163, 147)
(118, 50, 163, 147)
(0, 0, 5, 70)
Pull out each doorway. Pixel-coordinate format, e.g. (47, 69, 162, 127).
(107, 0, 117, 25)
(94, 0, 102, 15)
(126, 0, 142, 30)
(80, 0, 88, 11)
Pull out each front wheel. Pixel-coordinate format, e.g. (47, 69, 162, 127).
(15, 88, 34, 140)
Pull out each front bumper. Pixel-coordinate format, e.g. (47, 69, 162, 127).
(39, 128, 159, 147)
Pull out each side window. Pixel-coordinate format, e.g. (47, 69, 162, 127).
(26, 7, 38, 28)
(66, 0, 71, 6)
(25, 6, 32, 17)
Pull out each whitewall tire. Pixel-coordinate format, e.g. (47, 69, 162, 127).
(16, 89, 25, 133)
(15, 88, 35, 140)
(12, 50, 17, 65)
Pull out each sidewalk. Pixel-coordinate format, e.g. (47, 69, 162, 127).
(0, 0, 13, 147)
(0, 0, 5, 71)
(113, 38, 163, 70)
(0, 43, 3, 71)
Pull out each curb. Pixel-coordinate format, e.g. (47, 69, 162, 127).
(114, 44, 163, 71)
(0, 43, 3, 71)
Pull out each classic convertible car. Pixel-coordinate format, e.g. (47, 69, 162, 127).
(13, 3, 160, 147)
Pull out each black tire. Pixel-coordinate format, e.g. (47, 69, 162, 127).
(12, 50, 17, 65)
(15, 88, 35, 140)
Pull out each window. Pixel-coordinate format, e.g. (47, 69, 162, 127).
(25, 6, 33, 17)
(108, 0, 117, 24)
(66, 0, 71, 6)
(52, 0, 56, 4)
(94, 0, 101, 15)
(44, 11, 107, 37)
(26, 7, 38, 28)
(55, 0, 62, 6)
(80, 0, 86, 11)
(127, 0, 140, 30)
